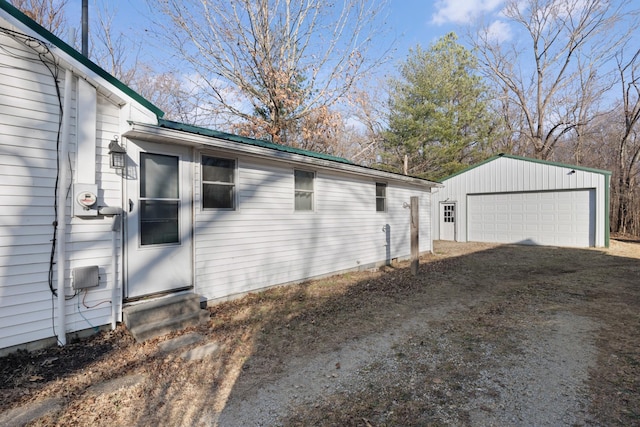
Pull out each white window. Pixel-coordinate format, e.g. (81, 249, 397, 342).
(376, 183, 387, 212)
(443, 204, 455, 222)
(202, 155, 236, 209)
(294, 170, 314, 211)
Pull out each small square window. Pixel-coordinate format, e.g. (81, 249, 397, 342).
(376, 183, 386, 212)
(295, 170, 314, 211)
(202, 155, 236, 209)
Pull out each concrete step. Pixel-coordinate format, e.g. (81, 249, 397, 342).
(123, 294, 209, 342)
(123, 293, 202, 326)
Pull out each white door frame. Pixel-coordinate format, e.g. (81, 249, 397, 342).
(440, 201, 457, 241)
(124, 140, 193, 299)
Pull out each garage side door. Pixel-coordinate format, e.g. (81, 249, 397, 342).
(467, 190, 595, 247)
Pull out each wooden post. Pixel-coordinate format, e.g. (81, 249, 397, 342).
(410, 196, 419, 276)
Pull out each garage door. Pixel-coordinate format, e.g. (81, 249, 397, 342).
(467, 190, 595, 247)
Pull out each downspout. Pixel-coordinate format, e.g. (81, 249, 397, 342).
(110, 214, 121, 329)
(57, 66, 74, 346)
(97, 206, 123, 329)
(112, 220, 117, 329)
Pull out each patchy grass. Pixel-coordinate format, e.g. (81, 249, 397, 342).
(0, 240, 639, 426)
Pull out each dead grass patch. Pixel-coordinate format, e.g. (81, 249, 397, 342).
(0, 240, 638, 426)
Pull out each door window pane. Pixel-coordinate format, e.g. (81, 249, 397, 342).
(141, 153, 178, 199)
(444, 204, 455, 223)
(140, 201, 179, 245)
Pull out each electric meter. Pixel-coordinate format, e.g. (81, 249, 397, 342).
(73, 184, 99, 217)
(77, 191, 97, 208)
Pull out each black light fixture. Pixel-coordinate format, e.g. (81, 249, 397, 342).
(108, 136, 126, 170)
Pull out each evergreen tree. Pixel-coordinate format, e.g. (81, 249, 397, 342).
(383, 33, 495, 180)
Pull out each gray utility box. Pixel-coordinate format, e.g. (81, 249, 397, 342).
(72, 265, 100, 290)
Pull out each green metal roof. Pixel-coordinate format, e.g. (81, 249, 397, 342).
(0, 0, 164, 118)
(158, 119, 354, 165)
(441, 153, 612, 182)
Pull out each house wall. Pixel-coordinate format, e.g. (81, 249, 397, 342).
(194, 152, 432, 301)
(431, 156, 608, 247)
(0, 26, 124, 351)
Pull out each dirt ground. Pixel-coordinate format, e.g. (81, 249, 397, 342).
(1, 240, 639, 426)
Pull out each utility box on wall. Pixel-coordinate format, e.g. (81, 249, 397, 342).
(72, 266, 100, 290)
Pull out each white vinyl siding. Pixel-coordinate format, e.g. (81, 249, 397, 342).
(0, 34, 69, 350)
(0, 31, 124, 350)
(194, 156, 432, 301)
(66, 94, 123, 334)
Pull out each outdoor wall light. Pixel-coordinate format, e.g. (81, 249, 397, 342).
(108, 136, 126, 170)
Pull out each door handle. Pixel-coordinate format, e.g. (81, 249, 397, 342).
(129, 199, 134, 212)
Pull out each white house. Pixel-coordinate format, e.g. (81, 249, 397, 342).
(431, 154, 611, 248)
(0, 1, 440, 353)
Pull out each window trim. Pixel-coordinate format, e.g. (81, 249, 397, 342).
(294, 169, 315, 212)
(376, 182, 387, 212)
(201, 153, 237, 211)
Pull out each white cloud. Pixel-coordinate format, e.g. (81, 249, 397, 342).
(431, 0, 505, 25)
(485, 19, 511, 43)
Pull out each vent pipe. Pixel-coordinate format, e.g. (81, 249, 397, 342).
(81, 0, 88, 56)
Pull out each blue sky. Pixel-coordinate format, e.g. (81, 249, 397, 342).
(63, 0, 498, 73)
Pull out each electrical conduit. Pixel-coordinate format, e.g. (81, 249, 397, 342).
(56, 67, 73, 346)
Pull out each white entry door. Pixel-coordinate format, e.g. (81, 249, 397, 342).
(125, 141, 193, 299)
(440, 202, 456, 240)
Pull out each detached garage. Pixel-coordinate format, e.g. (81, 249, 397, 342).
(432, 154, 611, 248)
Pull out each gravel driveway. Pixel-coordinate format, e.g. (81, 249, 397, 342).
(216, 278, 599, 427)
(1, 240, 638, 426)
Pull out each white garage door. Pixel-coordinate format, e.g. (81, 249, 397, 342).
(468, 190, 595, 247)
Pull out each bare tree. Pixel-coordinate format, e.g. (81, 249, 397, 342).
(11, 0, 68, 34)
(90, 2, 138, 86)
(473, 0, 631, 160)
(611, 47, 640, 235)
(345, 82, 388, 165)
(82, 3, 193, 122)
(151, 0, 391, 149)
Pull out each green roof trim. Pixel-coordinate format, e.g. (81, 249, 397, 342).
(0, 0, 164, 118)
(158, 119, 354, 165)
(441, 153, 612, 182)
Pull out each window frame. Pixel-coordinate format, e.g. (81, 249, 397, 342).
(294, 169, 315, 212)
(200, 154, 237, 211)
(376, 182, 387, 212)
(443, 203, 455, 223)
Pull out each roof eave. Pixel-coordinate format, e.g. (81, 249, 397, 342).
(441, 153, 612, 182)
(124, 122, 442, 189)
(0, 0, 164, 118)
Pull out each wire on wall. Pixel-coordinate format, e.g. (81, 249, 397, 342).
(0, 27, 76, 344)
